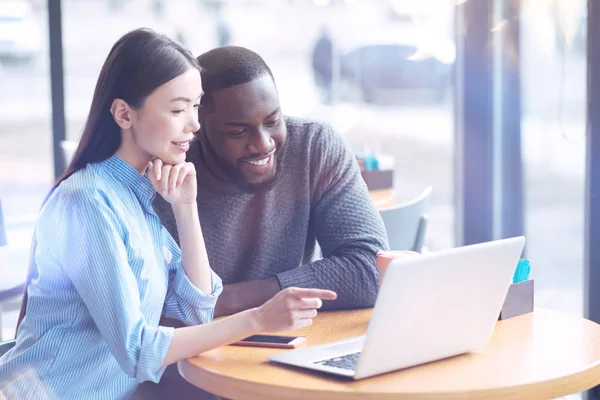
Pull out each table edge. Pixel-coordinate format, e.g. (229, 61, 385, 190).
(178, 356, 600, 400)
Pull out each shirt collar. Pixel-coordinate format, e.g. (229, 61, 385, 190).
(100, 155, 155, 202)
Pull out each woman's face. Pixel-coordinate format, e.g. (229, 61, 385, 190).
(120, 68, 202, 170)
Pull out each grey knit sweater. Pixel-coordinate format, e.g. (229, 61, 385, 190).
(152, 117, 389, 310)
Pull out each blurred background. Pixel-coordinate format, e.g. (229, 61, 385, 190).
(0, 0, 589, 366)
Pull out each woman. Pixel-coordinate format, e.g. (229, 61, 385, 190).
(0, 28, 336, 400)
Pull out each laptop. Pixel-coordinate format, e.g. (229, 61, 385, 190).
(268, 236, 526, 380)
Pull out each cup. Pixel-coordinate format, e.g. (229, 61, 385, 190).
(376, 250, 421, 286)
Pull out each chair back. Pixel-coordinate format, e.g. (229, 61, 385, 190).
(379, 186, 432, 252)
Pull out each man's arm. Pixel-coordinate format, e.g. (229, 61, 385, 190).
(152, 183, 281, 318)
(213, 278, 280, 317)
(276, 124, 389, 310)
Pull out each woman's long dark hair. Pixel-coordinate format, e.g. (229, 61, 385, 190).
(16, 28, 200, 332)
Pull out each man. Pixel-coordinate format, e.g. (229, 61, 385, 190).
(311, 26, 334, 103)
(154, 46, 388, 318)
(145, 45, 388, 400)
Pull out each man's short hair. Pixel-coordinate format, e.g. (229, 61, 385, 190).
(197, 46, 274, 111)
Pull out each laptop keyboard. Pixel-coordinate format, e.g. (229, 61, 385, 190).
(314, 352, 361, 371)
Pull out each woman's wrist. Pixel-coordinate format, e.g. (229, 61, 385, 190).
(172, 202, 198, 219)
(244, 307, 264, 334)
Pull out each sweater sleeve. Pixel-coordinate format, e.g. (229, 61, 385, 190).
(277, 123, 390, 309)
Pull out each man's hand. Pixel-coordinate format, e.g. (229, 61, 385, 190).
(214, 278, 281, 317)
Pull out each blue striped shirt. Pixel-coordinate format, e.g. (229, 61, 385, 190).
(0, 155, 222, 400)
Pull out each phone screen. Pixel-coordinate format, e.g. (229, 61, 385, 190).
(240, 335, 297, 344)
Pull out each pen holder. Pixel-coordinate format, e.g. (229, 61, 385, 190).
(498, 279, 534, 320)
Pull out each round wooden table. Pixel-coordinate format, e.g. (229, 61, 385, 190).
(369, 188, 396, 209)
(178, 308, 600, 399)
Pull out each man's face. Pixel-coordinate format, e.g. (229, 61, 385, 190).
(201, 75, 287, 192)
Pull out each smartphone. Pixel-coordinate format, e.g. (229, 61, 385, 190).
(231, 334, 306, 349)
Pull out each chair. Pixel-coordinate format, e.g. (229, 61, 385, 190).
(379, 186, 432, 253)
